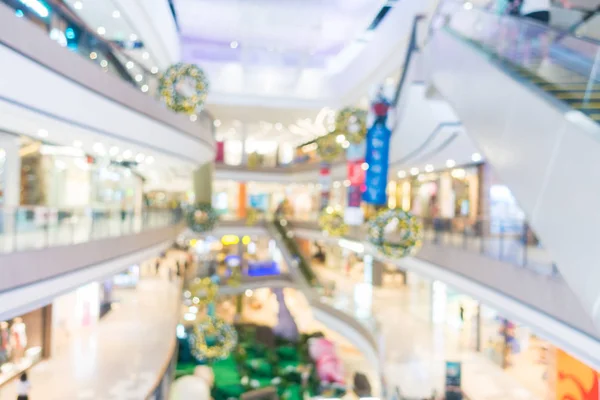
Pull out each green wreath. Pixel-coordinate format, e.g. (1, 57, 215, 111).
(335, 107, 367, 144)
(188, 316, 238, 362)
(186, 203, 219, 233)
(316, 134, 342, 163)
(318, 208, 348, 237)
(158, 63, 209, 114)
(367, 208, 423, 258)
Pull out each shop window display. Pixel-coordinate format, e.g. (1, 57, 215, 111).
(0, 310, 44, 387)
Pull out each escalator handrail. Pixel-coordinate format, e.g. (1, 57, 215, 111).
(392, 14, 426, 106)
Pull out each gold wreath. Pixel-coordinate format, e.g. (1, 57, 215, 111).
(189, 316, 237, 361)
(367, 208, 423, 258)
(318, 208, 348, 237)
(316, 134, 343, 163)
(335, 107, 367, 144)
(189, 277, 219, 306)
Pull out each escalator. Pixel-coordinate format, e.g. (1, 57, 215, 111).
(425, 2, 600, 328)
(268, 219, 320, 290)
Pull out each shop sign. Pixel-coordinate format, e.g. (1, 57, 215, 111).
(445, 361, 463, 400)
(362, 123, 390, 205)
(319, 163, 331, 210)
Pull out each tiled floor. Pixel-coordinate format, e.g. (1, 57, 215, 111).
(0, 278, 180, 400)
(315, 267, 544, 400)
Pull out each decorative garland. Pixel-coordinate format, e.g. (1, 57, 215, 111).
(367, 208, 423, 258)
(318, 208, 348, 237)
(158, 63, 209, 114)
(316, 134, 343, 163)
(187, 203, 219, 233)
(188, 316, 238, 362)
(335, 107, 367, 144)
(189, 277, 219, 306)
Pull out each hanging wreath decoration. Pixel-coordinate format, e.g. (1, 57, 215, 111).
(318, 208, 348, 237)
(158, 63, 209, 114)
(335, 107, 367, 144)
(189, 277, 219, 307)
(367, 208, 423, 258)
(188, 316, 238, 362)
(316, 134, 343, 163)
(186, 203, 219, 233)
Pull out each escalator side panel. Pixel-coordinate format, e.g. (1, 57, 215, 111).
(425, 29, 600, 328)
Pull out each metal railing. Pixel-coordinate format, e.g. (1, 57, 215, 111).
(0, 206, 181, 253)
(288, 214, 558, 277)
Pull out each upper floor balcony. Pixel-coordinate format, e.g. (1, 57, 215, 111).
(0, 0, 214, 167)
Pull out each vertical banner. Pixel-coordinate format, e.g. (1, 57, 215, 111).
(445, 361, 463, 400)
(319, 163, 331, 210)
(345, 142, 366, 224)
(362, 122, 391, 205)
(215, 141, 225, 163)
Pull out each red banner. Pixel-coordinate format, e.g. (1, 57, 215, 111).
(215, 141, 225, 163)
(347, 160, 366, 186)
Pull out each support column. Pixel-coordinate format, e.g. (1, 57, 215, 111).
(0, 134, 21, 234)
(193, 162, 213, 204)
(240, 123, 248, 166)
(237, 182, 247, 219)
(362, 254, 384, 286)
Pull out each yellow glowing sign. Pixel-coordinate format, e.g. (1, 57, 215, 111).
(242, 235, 251, 245)
(221, 235, 240, 245)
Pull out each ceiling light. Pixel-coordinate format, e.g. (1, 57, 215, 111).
(446, 159, 456, 168)
(151, 66, 159, 74)
(100, 60, 108, 68)
(72, 140, 82, 148)
(336, 134, 345, 144)
(135, 74, 143, 82)
(129, 33, 138, 41)
(361, 162, 369, 171)
(425, 164, 434, 172)
(135, 153, 145, 163)
(397, 170, 406, 178)
(343, 180, 351, 187)
(342, 141, 350, 149)
(463, 2, 474, 10)
(37, 129, 48, 138)
(109, 146, 119, 156)
(145, 156, 155, 164)
(89, 52, 97, 60)
(122, 149, 133, 159)
(93, 142, 106, 155)
(112, 10, 120, 18)
(141, 84, 149, 93)
(230, 41, 239, 49)
(471, 152, 482, 162)
(142, 52, 149, 60)
(214, 119, 222, 127)
(190, 114, 198, 122)
(126, 61, 135, 69)
(410, 167, 419, 176)
(73, 1, 83, 10)
(97, 26, 106, 35)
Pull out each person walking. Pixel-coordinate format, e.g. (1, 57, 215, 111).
(17, 372, 30, 400)
(519, 0, 571, 24)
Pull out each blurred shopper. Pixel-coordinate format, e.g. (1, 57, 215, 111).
(17, 372, 30, 400)
(520, 0, 570, 24)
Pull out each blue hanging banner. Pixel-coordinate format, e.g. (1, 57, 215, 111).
(362, 122, 391, 205)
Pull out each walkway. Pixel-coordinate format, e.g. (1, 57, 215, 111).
(315, 267, 542, 400)
(0, 278, 180, 400)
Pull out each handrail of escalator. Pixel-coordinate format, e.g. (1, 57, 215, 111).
(391, 14, 426, 106)
(270, 218, 319, 288)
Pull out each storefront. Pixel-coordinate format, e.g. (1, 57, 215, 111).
(0, 306, 51, 386)
(392, 165, 481, 221)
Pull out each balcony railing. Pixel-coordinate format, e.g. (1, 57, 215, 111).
(0, 206, 181, 254)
